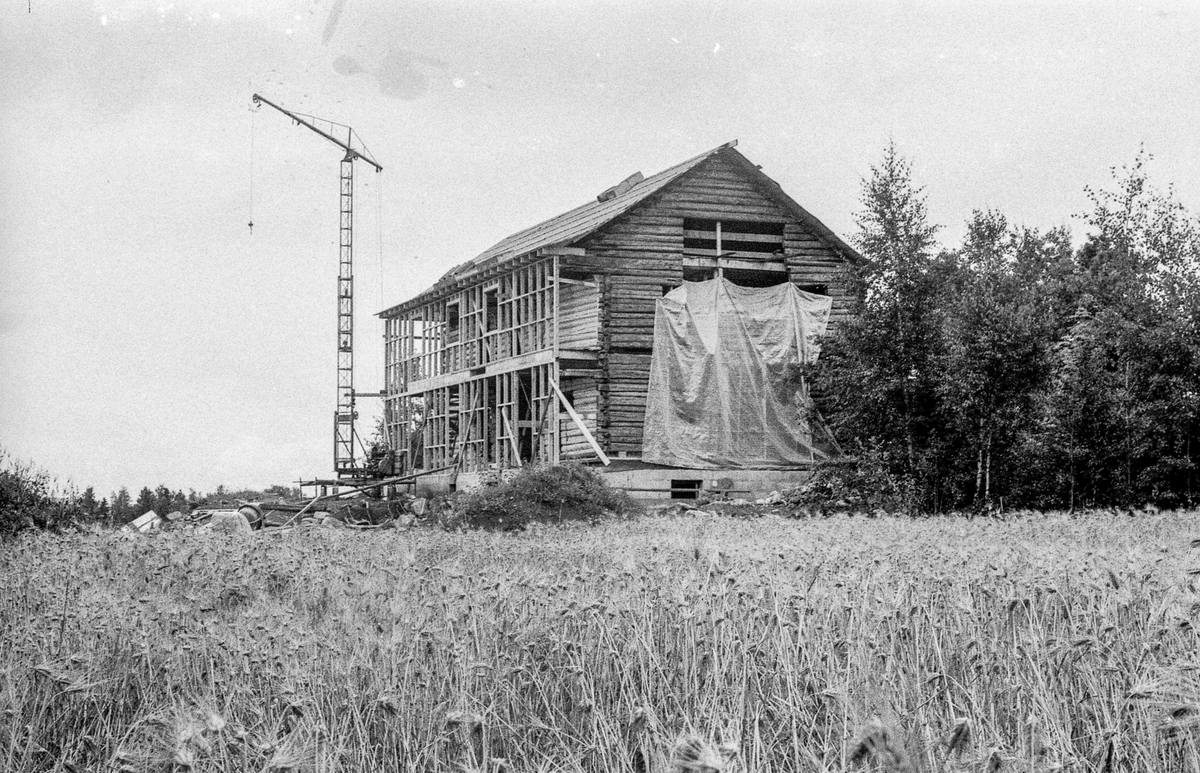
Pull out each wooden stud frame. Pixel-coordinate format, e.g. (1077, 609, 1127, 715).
(383, 258, 560, 474)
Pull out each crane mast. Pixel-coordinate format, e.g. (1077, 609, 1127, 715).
(251, 93, 383, 481)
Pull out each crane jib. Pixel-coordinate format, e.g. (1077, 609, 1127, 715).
(251, 93, 382, 172)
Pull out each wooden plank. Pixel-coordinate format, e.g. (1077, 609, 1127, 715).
(500, 407, 523, 465)
(549, 377, 610, 466)
(402, 348, 555, 397)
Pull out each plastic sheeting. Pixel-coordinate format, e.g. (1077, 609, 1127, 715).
(642, 278, 833, 469)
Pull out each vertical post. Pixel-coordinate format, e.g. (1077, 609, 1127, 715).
(552, 255, 560, 354)
(551, 255, 560, 465)
(715, 220, 723, 279)
(551, 361, 561, 465)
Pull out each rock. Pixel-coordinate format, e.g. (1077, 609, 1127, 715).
(210, 511, 252, 536)
(320, 517, 346, 530)
(684, 509, 707, 518)
(756, 490, 784, 506)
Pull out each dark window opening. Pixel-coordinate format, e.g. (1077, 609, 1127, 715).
(683, 218, 785, 256)
(484, 289, 499, 332)
(682, 266, 716, 283)
(446, 302, 461, 343)
(798, 283, 829, 296)
(517, 370, 533, 462)
(724, 268, 789, 288)
(671, 479, 703, 500)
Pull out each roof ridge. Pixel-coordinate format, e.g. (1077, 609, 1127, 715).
(457, 139, 738, 273)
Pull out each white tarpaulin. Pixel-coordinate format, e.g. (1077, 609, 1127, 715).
(642, 278, 833, 469)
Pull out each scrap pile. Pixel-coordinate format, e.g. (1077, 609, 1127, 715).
(188, 493, 429, 533)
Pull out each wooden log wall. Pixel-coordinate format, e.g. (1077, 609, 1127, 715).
(557, 281, 600, 350)
(575, 152, 855, 459)
(558, 379, 600, 461)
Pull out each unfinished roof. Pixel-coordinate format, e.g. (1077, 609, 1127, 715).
(380, 140, 861, 317)
(447, 141, 737, 278)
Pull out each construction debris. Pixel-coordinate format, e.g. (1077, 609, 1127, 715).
(181, 491, 432, 532)
(124, 510, 162, 533)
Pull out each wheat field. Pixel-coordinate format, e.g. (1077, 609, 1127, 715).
(2, 511, 1199, 772)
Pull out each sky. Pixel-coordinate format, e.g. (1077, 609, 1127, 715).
(2, 0, 1199, 498)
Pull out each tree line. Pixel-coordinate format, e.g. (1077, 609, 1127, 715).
(816, 144, 1200, 512)
(0, 451, 300, 535)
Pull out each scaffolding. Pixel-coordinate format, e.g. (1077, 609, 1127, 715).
(383, 257, 575, 474)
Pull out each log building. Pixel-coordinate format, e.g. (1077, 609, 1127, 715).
(378, 141, 862, 497)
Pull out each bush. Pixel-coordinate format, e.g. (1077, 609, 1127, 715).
(445, 464, 641, 530)
(0, 450, 90, 537)
(780, 447, 913, 514)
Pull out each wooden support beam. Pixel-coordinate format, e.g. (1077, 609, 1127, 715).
(500, 407, 522, 465)
(403, 349, 556, 396)
(549, 376, 610, 466)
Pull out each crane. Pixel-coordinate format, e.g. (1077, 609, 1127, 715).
(251, 93, 383, 482)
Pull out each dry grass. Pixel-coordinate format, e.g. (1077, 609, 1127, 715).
(2, 511, 1200, 771)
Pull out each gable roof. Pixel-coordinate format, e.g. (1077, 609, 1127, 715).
(380, 141, 862, 317)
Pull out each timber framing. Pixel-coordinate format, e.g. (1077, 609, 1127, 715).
(379, 141, 861, 482)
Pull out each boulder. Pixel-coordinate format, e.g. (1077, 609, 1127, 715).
(210, 511, 252, 536)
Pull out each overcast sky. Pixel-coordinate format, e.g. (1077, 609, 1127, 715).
(2, 0, 1198, 498)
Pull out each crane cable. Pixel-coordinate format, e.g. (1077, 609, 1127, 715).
(248, 103, 258, 234)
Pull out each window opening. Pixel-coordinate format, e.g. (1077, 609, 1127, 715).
(446, 301, 461, 343)
(517, 369, 533, 462)
(683, 219, 785, 257)
(670, 479, 703, 500)
(484, 289, 499, 332)
(724, 267, 789, 288)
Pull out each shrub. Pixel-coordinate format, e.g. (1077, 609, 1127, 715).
(445, 463, 641, 530)
(0, 450, 89, 536)
(780, 446, 913, 514)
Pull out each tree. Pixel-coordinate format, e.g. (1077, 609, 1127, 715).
(111, 487, 133, 525)
(936, 213, 1059, 507)
(169, 490, 189, 514)
(1014, 151, 1200, 508)
(79, 486, 98, 518)
(152, 485, 172, 517)
(135, 487, 155, 516)
(819, 142, 945, 509)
